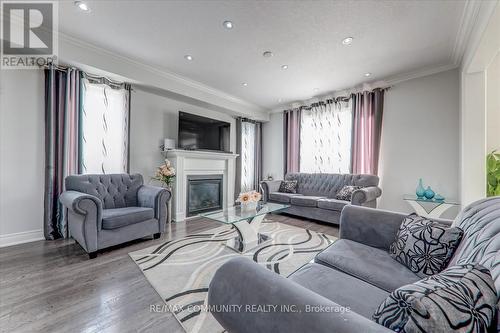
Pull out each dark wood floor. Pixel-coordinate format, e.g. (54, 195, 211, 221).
(0, 214, 338, 333)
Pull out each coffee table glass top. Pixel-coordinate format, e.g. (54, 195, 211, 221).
(403, 195, 460, 205)
(199, 202, 289, 224)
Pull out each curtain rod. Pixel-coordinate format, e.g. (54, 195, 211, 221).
(41, 63, 133, 90)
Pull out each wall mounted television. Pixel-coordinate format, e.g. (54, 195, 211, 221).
(178, 111, 231, 153)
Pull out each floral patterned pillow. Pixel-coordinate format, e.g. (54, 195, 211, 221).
(335, 185, 362, 201)
(389, 214, 463, 278)
(373, 264, 497, 333)
(278, 180, 298, 194)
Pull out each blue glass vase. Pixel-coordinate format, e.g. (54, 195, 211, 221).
(416, 178, 425, 198)
(424, 186, 435, 200)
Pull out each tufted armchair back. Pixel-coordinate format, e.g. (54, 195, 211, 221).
(65, 174, 144, 209)
(284, 173, 379, 197)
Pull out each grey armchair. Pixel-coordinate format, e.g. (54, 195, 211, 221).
(59, 173, 171, 258)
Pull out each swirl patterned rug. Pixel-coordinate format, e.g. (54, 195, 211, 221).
(129, 219, 337, 333)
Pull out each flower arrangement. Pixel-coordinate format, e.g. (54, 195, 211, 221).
(153, 159, 176, 188)
(236, 190, 262, 205)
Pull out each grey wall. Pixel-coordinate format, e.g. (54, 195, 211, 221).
(129, 88, 236, 182)
(0, 70, 45, 245)
(378, 69, 460, 218)
(262, 69, 461, 217)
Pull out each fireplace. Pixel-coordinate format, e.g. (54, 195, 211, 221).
(186, 175, 223, 216)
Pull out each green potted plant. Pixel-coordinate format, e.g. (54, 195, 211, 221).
(487, 150, 500, 196)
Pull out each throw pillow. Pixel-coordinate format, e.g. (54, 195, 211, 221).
(278, 180, 298, 194)
(389, 214, 463, 277)
(335, 185, 362, 201)
(373, 264, 497, 333)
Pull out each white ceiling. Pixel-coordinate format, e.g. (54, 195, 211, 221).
(59, 0, 467, 110)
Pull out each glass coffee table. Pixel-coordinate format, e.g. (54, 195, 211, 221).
(199, 202, 289, 252)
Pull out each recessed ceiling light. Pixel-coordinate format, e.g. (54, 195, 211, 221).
(263, 51, 273, 58)
(364, 72, 371, 77)
(223, 21, 233, 29)
(313, 88, 319, 92)
(74, 1, 90, 12)
(281, 65, 288, 70)
(242, 82, 248, 87)
(184, 55, 193, 61)
(278, 98, 282, 103)
(342, 37, 353, 45)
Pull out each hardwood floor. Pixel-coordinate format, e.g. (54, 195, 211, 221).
(0, 214, 338, 333)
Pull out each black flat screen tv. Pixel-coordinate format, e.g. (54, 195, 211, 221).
(178, 111, 231, 152)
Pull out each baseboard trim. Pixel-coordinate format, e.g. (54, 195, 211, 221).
(0, 230, 45, 247)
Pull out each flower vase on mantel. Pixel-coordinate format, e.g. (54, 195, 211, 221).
(416, 178, 425, 199)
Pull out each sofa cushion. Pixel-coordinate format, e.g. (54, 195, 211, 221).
(373, 264, 497, 333)
(389, 214, 463, 278)
(290, 196, 325, 207)
(335, 185, 362, 201)
(102, 207, 154, 230)
(317, 198, 349, 211)
(269, 192, 302, 203)
(315, 239, 420, 292)
(290, 263, 390, 319)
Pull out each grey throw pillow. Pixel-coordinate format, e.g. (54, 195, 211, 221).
(389, 214, 463, 277)
(373, 264, 497, 333)
(278, 180, 298, 194)
(335, 185, 362, 201)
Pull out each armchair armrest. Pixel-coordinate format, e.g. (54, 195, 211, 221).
(260, 180, 282, 202)
(137, 185, 171, 230)
(59, 190, 102, 227)
(208, 257, 391, 333)
(351, 186, 382, 206)
(339, 205, 406, 250)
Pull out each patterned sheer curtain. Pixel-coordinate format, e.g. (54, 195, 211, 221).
(81, 77, 130, 174)
(300, 99, 353, 173)
(235, 118, 262, 195)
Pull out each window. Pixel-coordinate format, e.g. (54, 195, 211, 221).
(240, 121, 256, 192)
(300, 100, 353, 173)
(80, 78, 130, 174)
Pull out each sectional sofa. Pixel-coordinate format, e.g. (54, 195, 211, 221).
(208, 197, 500, 333)
(261, 173, 382, 224)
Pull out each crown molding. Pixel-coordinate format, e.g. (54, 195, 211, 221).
(451, 0, 482, 66)
(57, 32, 268, 114)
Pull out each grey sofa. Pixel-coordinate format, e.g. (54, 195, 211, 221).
(208, 197, 500, 333)
(261, 173, 382, 224)
(59, 173, 171, 258)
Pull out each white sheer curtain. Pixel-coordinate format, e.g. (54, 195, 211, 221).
(240, 121, 256, 192)
(300, 100, 353, 173)
(81, 78, 129, 174)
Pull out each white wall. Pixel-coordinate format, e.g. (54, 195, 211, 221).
(0, 70, 45, 246)
(129, 88, 236, 182)
(379, 69, 460, 218)
(486, 52, 500, 153)
(262, 112, 284, 181)
(262, 69, 461, 217)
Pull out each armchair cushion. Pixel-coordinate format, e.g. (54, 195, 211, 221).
(102, 207, 154, 230)
(316, 239, 420, 292)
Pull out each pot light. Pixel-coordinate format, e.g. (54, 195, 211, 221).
(281, 64, 288, 70)
(278, 98, 283, 103)
(342, 37, 353, 45)
(223, 21, 233, 29)
(184, 55, 193, 61)
(263, 51, 273, 58)
(242, 82, 248, 87)
(364, 72, 371, 77)
(313, 88, 319, 92)
(74, 1, 90, 12)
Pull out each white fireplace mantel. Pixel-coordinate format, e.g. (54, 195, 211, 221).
(162, 149, 238, 221)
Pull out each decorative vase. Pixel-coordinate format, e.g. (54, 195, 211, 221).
(416, 178, 425, 198)
(434, 194, 445, 201)
(424, 186, 435, 200)
(241, 202, 257, 212)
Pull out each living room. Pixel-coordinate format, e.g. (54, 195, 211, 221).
(0, 1, 499, 332)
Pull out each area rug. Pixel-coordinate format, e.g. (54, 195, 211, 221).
(129, 219, 337, 333)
